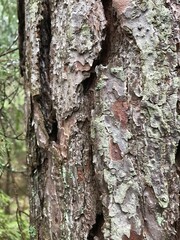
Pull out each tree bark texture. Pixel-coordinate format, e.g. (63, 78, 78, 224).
(19, 0, 180, 239)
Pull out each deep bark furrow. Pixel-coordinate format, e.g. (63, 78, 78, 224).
(175, 141, 180, 238)
(87, 213, 105, 240)
(17, 0, 25, 77)
(38, 0, 56, 139)
(100, 0, 115, 64)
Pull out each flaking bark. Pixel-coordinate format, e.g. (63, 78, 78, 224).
(19, 0, 180, 239)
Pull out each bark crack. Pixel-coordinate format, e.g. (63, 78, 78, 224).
(38, 0, 58, 142)
(175, 141, 180, 175)
(100, 0, 113, 64)
(87, 214, 105, 240)
(82, 0, 113, 94)
(175, 141, 180, 239)
(86, 1, 116, 238)
(17, 0, 25, 76)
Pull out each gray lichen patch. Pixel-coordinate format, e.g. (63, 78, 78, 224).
(92, 0, 180, 239)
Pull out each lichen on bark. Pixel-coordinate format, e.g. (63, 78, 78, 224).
(92, 0, 180, 239)
(20, 0, 180, 239)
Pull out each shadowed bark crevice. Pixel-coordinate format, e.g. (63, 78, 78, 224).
(87, 213, 105, 240)
(17, 0, 25, 76)
(175, 141, 180, 239)
(39, 0, 52, 117)
(49, 116, 58, 142)
(82, 71, 97, 94)
(37, 1, 58, 142)
(175, 141, 180, 171)
(83, 2, 113, 237)
(82, 0, 113, 94)
(176, 100, 180, 115)
(85, 2, 114, 239)
(100, 0, 113, 65)
(176, 42, 180, 77)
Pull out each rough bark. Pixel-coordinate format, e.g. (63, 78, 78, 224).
(19, 0, 180, 239)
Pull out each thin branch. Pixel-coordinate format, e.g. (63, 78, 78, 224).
(19, 210, 30, 217)
(0, 162, 9, 178)
(0, 36, 18, 57)
(0, 47, 18, 58)
(0, 131, 25, 141)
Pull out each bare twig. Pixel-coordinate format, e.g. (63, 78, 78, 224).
(0, 36, 18, 57)
(0, 47, 18, 58)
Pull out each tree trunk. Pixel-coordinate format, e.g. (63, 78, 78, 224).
(19, 0, 180, 239)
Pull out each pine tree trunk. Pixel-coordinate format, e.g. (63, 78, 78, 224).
(19, 0, 180, 239)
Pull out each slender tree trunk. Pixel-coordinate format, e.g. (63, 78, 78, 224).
(19, 0, 180, 239)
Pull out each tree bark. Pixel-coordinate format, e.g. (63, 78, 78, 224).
(19, 0, 180, 239)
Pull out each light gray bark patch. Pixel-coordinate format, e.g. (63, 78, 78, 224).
(92, 1, 180, 239)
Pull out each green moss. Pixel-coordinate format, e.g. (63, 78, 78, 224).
(95, 79, 106, 91)
(29, 225, 36, 238)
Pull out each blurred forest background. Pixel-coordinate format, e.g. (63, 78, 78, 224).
(0, 0, 29, 239)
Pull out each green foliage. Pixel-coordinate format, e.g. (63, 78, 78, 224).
(0, 190, 29, 240)
(0, 0, 29, 239)
(0, 189, 10, 207)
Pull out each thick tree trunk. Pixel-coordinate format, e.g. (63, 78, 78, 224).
(19, 0, 180, 239)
